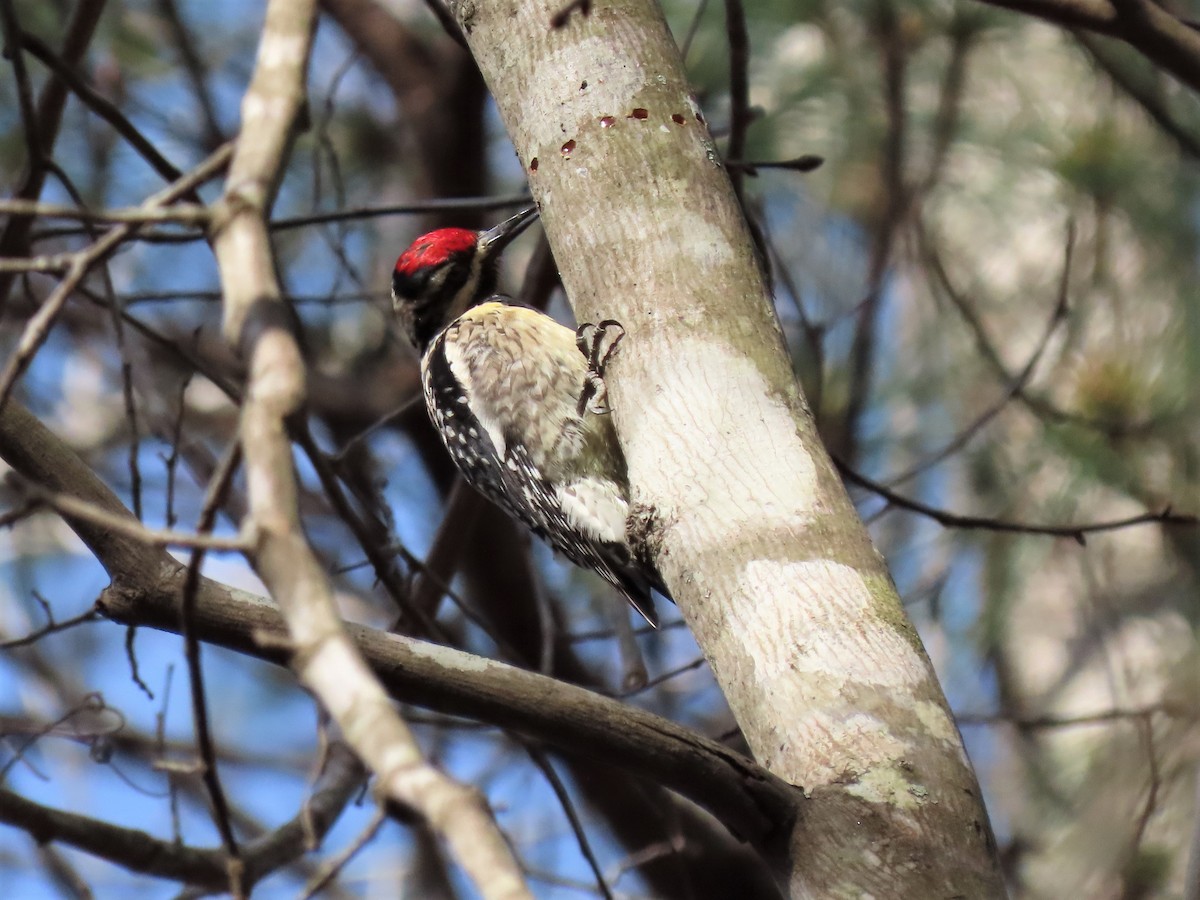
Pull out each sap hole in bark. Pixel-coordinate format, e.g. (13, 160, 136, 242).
(628, 108, 649, 120)
(530, 157, 539, 172)
(599, 116, 615, 128)
(671, 113, 686, 125)
(579, 80, 588, 91)
(561, 140, 576, 156)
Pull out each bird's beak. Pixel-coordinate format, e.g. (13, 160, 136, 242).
(477, 204, 540, 257)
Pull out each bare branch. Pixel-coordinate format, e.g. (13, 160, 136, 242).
(0, 143, 234, 413)
(28, 194, 532, 245)
(0, 0, 109, 310)
(5, 476, 252, 553)
(973, 0, 1200, 92)
(0, 741, 364, 891)
(154, 0, 227, 149)
(524, 744, 613, 900)
(208, 1, 532, 896)
(14, 26, 198, 193)
(97, 575, 796, 849)
(884, 222, 1074, 487)
(0, 379, 794, 853)
(722, 0, 750, 202)
(0, 198, 209, 225)
(298, 803, 385, 900)
(956, 704, 1167, 728)
(178, 441, 246, 888)
(0, 608, 101, 650)
(837, 459, 1197, 543)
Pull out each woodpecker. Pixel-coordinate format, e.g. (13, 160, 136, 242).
(391, 207, 666, 626)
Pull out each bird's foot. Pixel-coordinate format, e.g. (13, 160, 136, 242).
(575, 320, 625, 415)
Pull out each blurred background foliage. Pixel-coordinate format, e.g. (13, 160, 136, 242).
(0, 0, 1197, 896)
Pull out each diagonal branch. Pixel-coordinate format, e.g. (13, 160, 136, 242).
(837, 458, 1197, 543)
(0, 742, 364, 891)
(207, 1, 531, 896)
(0, 0, 109, 311)
(0, 392, 795, 857)
(974, 0, 1200, 93)
(0, 143, 233, 413)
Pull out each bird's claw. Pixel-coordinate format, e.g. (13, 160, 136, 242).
(576, 320, 625, 376)
(576, 320, 625, 416)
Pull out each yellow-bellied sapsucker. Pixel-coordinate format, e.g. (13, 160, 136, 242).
(390, 207, 666, 626)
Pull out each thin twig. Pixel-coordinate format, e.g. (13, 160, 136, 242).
(726, 155, 824, 176)
(17, 28, 191, 192)
(0, 694, 122, 783)
(37, 842, 94, 900)
(417, 0, 470, 49)
(125, 624, 153, 699)
(565, 619, 685, 642)
(28, 194, 533, 245)
(0, 608, 100, 650)
(42, 162, 147, 524)
(974, 0, 1200, 94)
(0, 0, 109, 311)
(408, 477, 481, 619)
(329, 394, 424, 464)
(524, 745, 613, 900)
(918, 219, 1165, 437)
(1077, 28, 1200, 160)
(1130, 714, 1161, 858)
(161, 374, 193, 529)
(837, 460, 1197, 544)
(840, 1, 909, 467)
(155, 666, 183, 843)
(0, 0, 42, 169)
(680, 0, 711, 62)
(884, 222, 1075, 487)
(298, 804, 385, 900)
(4, 476, 252, 552)
(155, 0, 226, 149)
(955, 704, 1166, 727)
(722, 0, 750, 202)
(0, 142, 234, 414)
(0, 741, 365, 892)
(178, 439, 246, 894)
(916, 19, 977, 195)
(620, 656, 708, 698)
(272, 194, 532, 231)
(294, 426, 443, 637)
(0, 198, 210, 225)
(0, 254, 76, 274)
(346, 531, 529, 661)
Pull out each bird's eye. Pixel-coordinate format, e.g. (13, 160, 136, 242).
(394, 259, 449, 302)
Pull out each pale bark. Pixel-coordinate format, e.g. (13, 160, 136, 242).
(208, 1, 530, 896)
(447, 0, 1006, 894)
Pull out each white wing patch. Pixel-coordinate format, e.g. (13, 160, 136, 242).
(442, 337, 506, 459)
(557, 477, 628, 543)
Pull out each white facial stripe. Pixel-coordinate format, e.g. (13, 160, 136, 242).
(444, 248, 486, 324)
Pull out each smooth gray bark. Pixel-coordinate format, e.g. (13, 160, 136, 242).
(447, 0, 1007, 894)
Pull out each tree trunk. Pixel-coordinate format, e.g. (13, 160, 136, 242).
(446, 0, 1007, 894)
